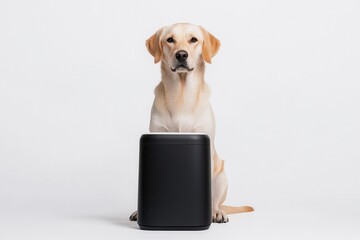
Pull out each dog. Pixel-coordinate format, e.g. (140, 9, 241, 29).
(130, 23, 253, 223)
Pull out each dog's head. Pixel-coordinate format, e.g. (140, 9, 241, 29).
(146, 23, 220, 73)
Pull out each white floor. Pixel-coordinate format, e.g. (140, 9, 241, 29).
(1, 1, 360, 239)
(1, 202, 359, 240)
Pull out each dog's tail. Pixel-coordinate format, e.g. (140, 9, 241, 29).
(221, 205, 254, 215)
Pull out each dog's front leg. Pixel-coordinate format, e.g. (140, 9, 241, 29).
(129, 211, 138, 221)
(212, 157, 229, 223)
(212, 168, 229, 223)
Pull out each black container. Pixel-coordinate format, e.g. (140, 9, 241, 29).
(137, 133, 212, 230)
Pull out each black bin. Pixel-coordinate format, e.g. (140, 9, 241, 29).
(137, 133, 212, 230)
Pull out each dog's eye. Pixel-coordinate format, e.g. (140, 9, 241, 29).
(190, 37, 198, 43)
(167, 37, 174, 43)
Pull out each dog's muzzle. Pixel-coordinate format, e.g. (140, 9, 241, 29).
(171, 64, 194, 72)
(170, 50, 194, 72)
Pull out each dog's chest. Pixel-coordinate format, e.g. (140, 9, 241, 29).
(167, 112, 195, 132)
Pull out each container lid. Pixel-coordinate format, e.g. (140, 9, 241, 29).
(140, 133, 210, 145)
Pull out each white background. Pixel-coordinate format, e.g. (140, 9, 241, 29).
(1, 0, 359, 239)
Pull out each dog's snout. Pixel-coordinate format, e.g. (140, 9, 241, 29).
(175, 50, 188, 62)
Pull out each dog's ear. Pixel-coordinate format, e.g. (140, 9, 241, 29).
(201, 27, 221, 64)
(146, 29, 163, 64)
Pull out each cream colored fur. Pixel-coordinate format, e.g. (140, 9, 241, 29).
(130, 23, 253, 223)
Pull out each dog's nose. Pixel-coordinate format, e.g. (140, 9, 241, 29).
(175, 50, 188, 62)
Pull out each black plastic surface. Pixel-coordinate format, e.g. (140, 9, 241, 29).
(137, 134, 212, 230)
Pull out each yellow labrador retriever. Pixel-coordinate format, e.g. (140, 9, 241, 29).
(130, 23, 253, 223)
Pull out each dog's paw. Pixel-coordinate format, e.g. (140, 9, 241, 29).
(212, 210, 229, 223)
(129, 211, 138, 221)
